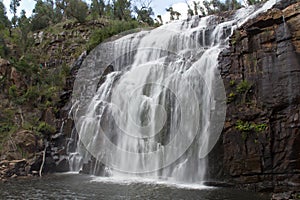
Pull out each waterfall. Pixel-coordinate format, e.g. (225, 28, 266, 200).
(69, 0, 279, 184)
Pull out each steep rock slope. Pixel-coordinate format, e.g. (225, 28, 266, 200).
(215, 1, 300, 192)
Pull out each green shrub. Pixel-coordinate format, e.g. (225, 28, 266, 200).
(45, 100, 53, 108)
(236, 80, 251, 93)
(65, 0, 88, 23)
(43, 86, 59, 102)
(236, 120, 267, 132)
(0, 123, 16, 134)
(9, 85, 41, 105)
(236, 120, 252, 132)
(229, 80, 235, 87)
(8, 85, 18, 98)
(0, 74, 6, 84)
(16, 144, 29, 159)
(37, 122, 56, 135)
(236, 120, 268, 140)
(8, 85, 26, 105)
(0, 36, 9, 58)
(15, 96, 26, 105)
(0, 120, 17, 150)
(23, 86, 40, 102)
(227, 92, 236, 103)
(247, 0, 267, 5)
(22, 121, 34, 131)
(87, 20, 140, 51)
(253, 123, 267, 132)
(14, 59, 31, 74)
(13, 56, 39, 78)
(61, 63, 70, 76)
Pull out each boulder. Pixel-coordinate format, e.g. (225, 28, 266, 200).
(56, 158, 70, 172)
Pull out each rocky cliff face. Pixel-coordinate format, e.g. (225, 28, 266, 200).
(0, 20, 98, 179)
(213, 1, 300, 192)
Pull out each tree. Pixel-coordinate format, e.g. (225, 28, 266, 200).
(45, 0, 63, 23)
(202, 0, 241, 15)
(166, 7, 180, 21)
(55, 0, 67, 15)
(133, 0, 154, 26)
(0, 2, 9, 57)
(155, 14, 162, 25)
(184, 0, 194, 18)
(10, 0, 21, 27)
(246, 0, 266, 6)
(18, 10, 32, 53)
(31, 0, 55, 31)
(166, 7, 175, 21)
(174, 11, 181, 20)
(133, 0, 154, 25)
(53, 4, 63, 23)
(203, 0, 213, 15)
(224, 0, 242, 10)
(193, 1, 198, 15)
(104, 1, 114, 18)
(65, 0, 88, 23)
(199, 6, 206, 16)
(134, 0, 152, 8)
(134, 6, 154, 25)
(91, 0, 106, 19)
(0, 2, 10, 29)
(191, 1, 205, 17)
(210, 0, 226, 12)
(113, 0, 132, 20)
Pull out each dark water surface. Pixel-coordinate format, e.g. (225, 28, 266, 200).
(0, 173, 270, 199)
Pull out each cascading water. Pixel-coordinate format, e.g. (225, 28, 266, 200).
(69, 0, 279, 184)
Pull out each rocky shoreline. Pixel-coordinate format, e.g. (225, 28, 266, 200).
(0, 159, 40, 181)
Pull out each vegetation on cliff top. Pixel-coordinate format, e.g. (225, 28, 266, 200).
(0, 0, 158, 155)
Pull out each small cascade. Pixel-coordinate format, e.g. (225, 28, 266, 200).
(68, 0, 279, 184)
(67, 127, 83, 172)
(282, 14, 288, 37)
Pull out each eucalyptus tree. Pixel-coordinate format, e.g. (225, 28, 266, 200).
(133, 0, 154, 25)
(65, 0, 88, 23)
(91, 0, 106, 18)
(18, 10, 32, 53)
(0, 2, 10, 29)
(113, 0, 132, 20)
(10, 0, 20, 27)
(31, 0, 54, 31)
(0, 2, 10, 57)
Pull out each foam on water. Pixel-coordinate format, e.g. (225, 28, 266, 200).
(90, 176, 214, 190)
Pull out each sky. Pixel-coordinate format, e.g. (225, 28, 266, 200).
(153, 0, 187, 15)
(1, 0, 194, 22)
(3, 0, 35, 18)
(1, 0, 248, 24)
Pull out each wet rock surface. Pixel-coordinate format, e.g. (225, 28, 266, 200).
(271, 191, 300, 200)
(210, 1, 300, 193)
